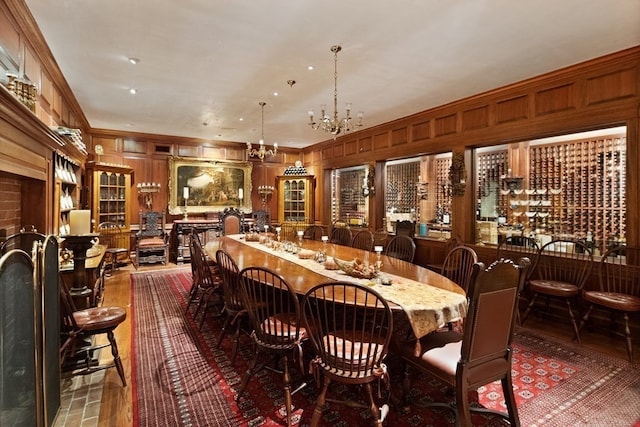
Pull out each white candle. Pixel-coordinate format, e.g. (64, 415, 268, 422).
(264, 225, 269, 232)
(238, 188, 243, 200)
(321, 236, 329, 242)
(183, 187, 189, 199)
(275, 227, 281, 233)
(374, 245, 383, 253)
(297, 231, 304, 237)
(69, 210, 91, 235)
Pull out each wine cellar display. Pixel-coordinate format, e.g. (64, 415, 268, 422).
(474, 131, 626, 253)
(331, 167, 368, 226)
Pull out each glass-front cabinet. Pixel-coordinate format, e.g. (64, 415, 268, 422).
(277, 175, 315, 223)
(86, 162, 133, 230)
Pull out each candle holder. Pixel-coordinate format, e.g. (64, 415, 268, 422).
(275, 227, 281, 242)
(374, 245, 383, 271)
(137, 182, 161, 210)
(257, 185, 275, 208)
(297, 230, 304, 248)
(64, 233, 99, 308)
(183, 200, 189, 220)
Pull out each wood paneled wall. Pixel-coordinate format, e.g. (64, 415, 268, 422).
(303, 46, 640, 247)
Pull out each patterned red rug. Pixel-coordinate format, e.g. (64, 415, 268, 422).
(131, 268, 640, 426)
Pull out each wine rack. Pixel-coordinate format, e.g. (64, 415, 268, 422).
(331, 167, 368, 226)
(528, 135, 626, 251)
(434, 156, 452, 223)
(476, 133, 627, 252)
(385, 160, 420, 214)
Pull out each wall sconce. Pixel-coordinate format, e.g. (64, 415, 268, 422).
(137, 182, 161, 210)
(417, 181, 429, 200)
(257, 185, 275, 208)
(362, 165, 376, 197)
(449, 152, 467, 196)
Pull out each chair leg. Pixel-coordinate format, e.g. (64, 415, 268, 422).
(455, 383, 472, 427)
(579, 304, 594, 333)
(623, 313, 634, 363)
(310, 376, 330, 427)
(230, 317, 243, 365)
(501, 376, 520, 427)
(521, 293, 538, 324)
(565, 299, 581, 344)
(281, 355, 293, 427)
(236, 350, 263, 399)
(107, 330, 127, 387)
(364, 382, 382, 426)
(215, 311, 231, 348)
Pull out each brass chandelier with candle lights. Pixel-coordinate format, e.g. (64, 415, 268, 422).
(308, 45, 363, 138)
(246, 101, 277, 162)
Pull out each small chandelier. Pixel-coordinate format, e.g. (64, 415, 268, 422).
(246, 101, 277, 162)
(308, 45, 363, 138)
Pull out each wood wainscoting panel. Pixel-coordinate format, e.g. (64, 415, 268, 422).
(535, 83, 576, 116)
(434, 113, 457, 137)
(373, 132, 388, 150)
(391, 126, 408, 146)
(411, 120, 431, 142)
(358, 136, 372, 153)
(462, 105, 489, 131)
(322, 145, 333, 160)
(332, 142, 344, 158)
(123, 138, 147, 154)
(586, 67, 637, 106)
(344, 139, 357, 156)
(495, 95, 529, 124)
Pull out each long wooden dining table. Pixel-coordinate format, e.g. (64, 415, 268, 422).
(204, 234, 468, 353)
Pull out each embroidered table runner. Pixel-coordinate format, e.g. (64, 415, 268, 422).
(228, 235, 468, 345)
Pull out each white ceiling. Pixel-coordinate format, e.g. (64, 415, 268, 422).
(24, 0, 640, 149)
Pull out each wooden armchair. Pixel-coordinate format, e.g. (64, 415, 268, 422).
(134, 211, 169, 268)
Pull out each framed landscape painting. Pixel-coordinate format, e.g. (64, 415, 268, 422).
(168, 157, 253, 215)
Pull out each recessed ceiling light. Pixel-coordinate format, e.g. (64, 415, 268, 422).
(307, 65, 314, 70)
(273, 92, 279, 96)
(128, 57, 140, 65)
(129, 88, 137, 95)
(239, 118, 244, 121)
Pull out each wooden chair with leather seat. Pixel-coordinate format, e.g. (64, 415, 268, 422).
(134, 211, 169, 268)
(579, 245, 640, 362)
(302, 281, 393, 427)
(236, 266, 307, 427)
(329, 226, 352, 246)
(396, 258, 529, 427)
(521, 239, 593, 343)
(385, 235, 416, 263)
(214, 249, 245, 365)
(219, 207, 245, 235)
(351, 229, 374, 251)
(59, 273, 127, 386)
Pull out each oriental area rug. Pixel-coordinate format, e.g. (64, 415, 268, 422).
(131, 269, 640, 427)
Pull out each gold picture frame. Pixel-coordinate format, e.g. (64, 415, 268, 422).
(168, 157, 252, 215)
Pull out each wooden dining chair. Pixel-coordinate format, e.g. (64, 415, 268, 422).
(521, 239, 593, 343)
(396, 258, 529, 427)
(385, 235, 416, 263)
(214, 249, 245, 365)
(59, 273, 127, 386)
(441, 245, 479, 294)
(236, 266, 307, 427)
(329, 226, 352, 246)
(303, 224, 326, 241)
(351, 229, 374, 251)
(426, 234, 464, 272)
(302, 281, 393, 427)
(186, 236, 222, 327)
(219, 207, 245, 235)
(580, 245, 640, 362)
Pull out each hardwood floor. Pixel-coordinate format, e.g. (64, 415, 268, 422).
(79, 262, 637, 427)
